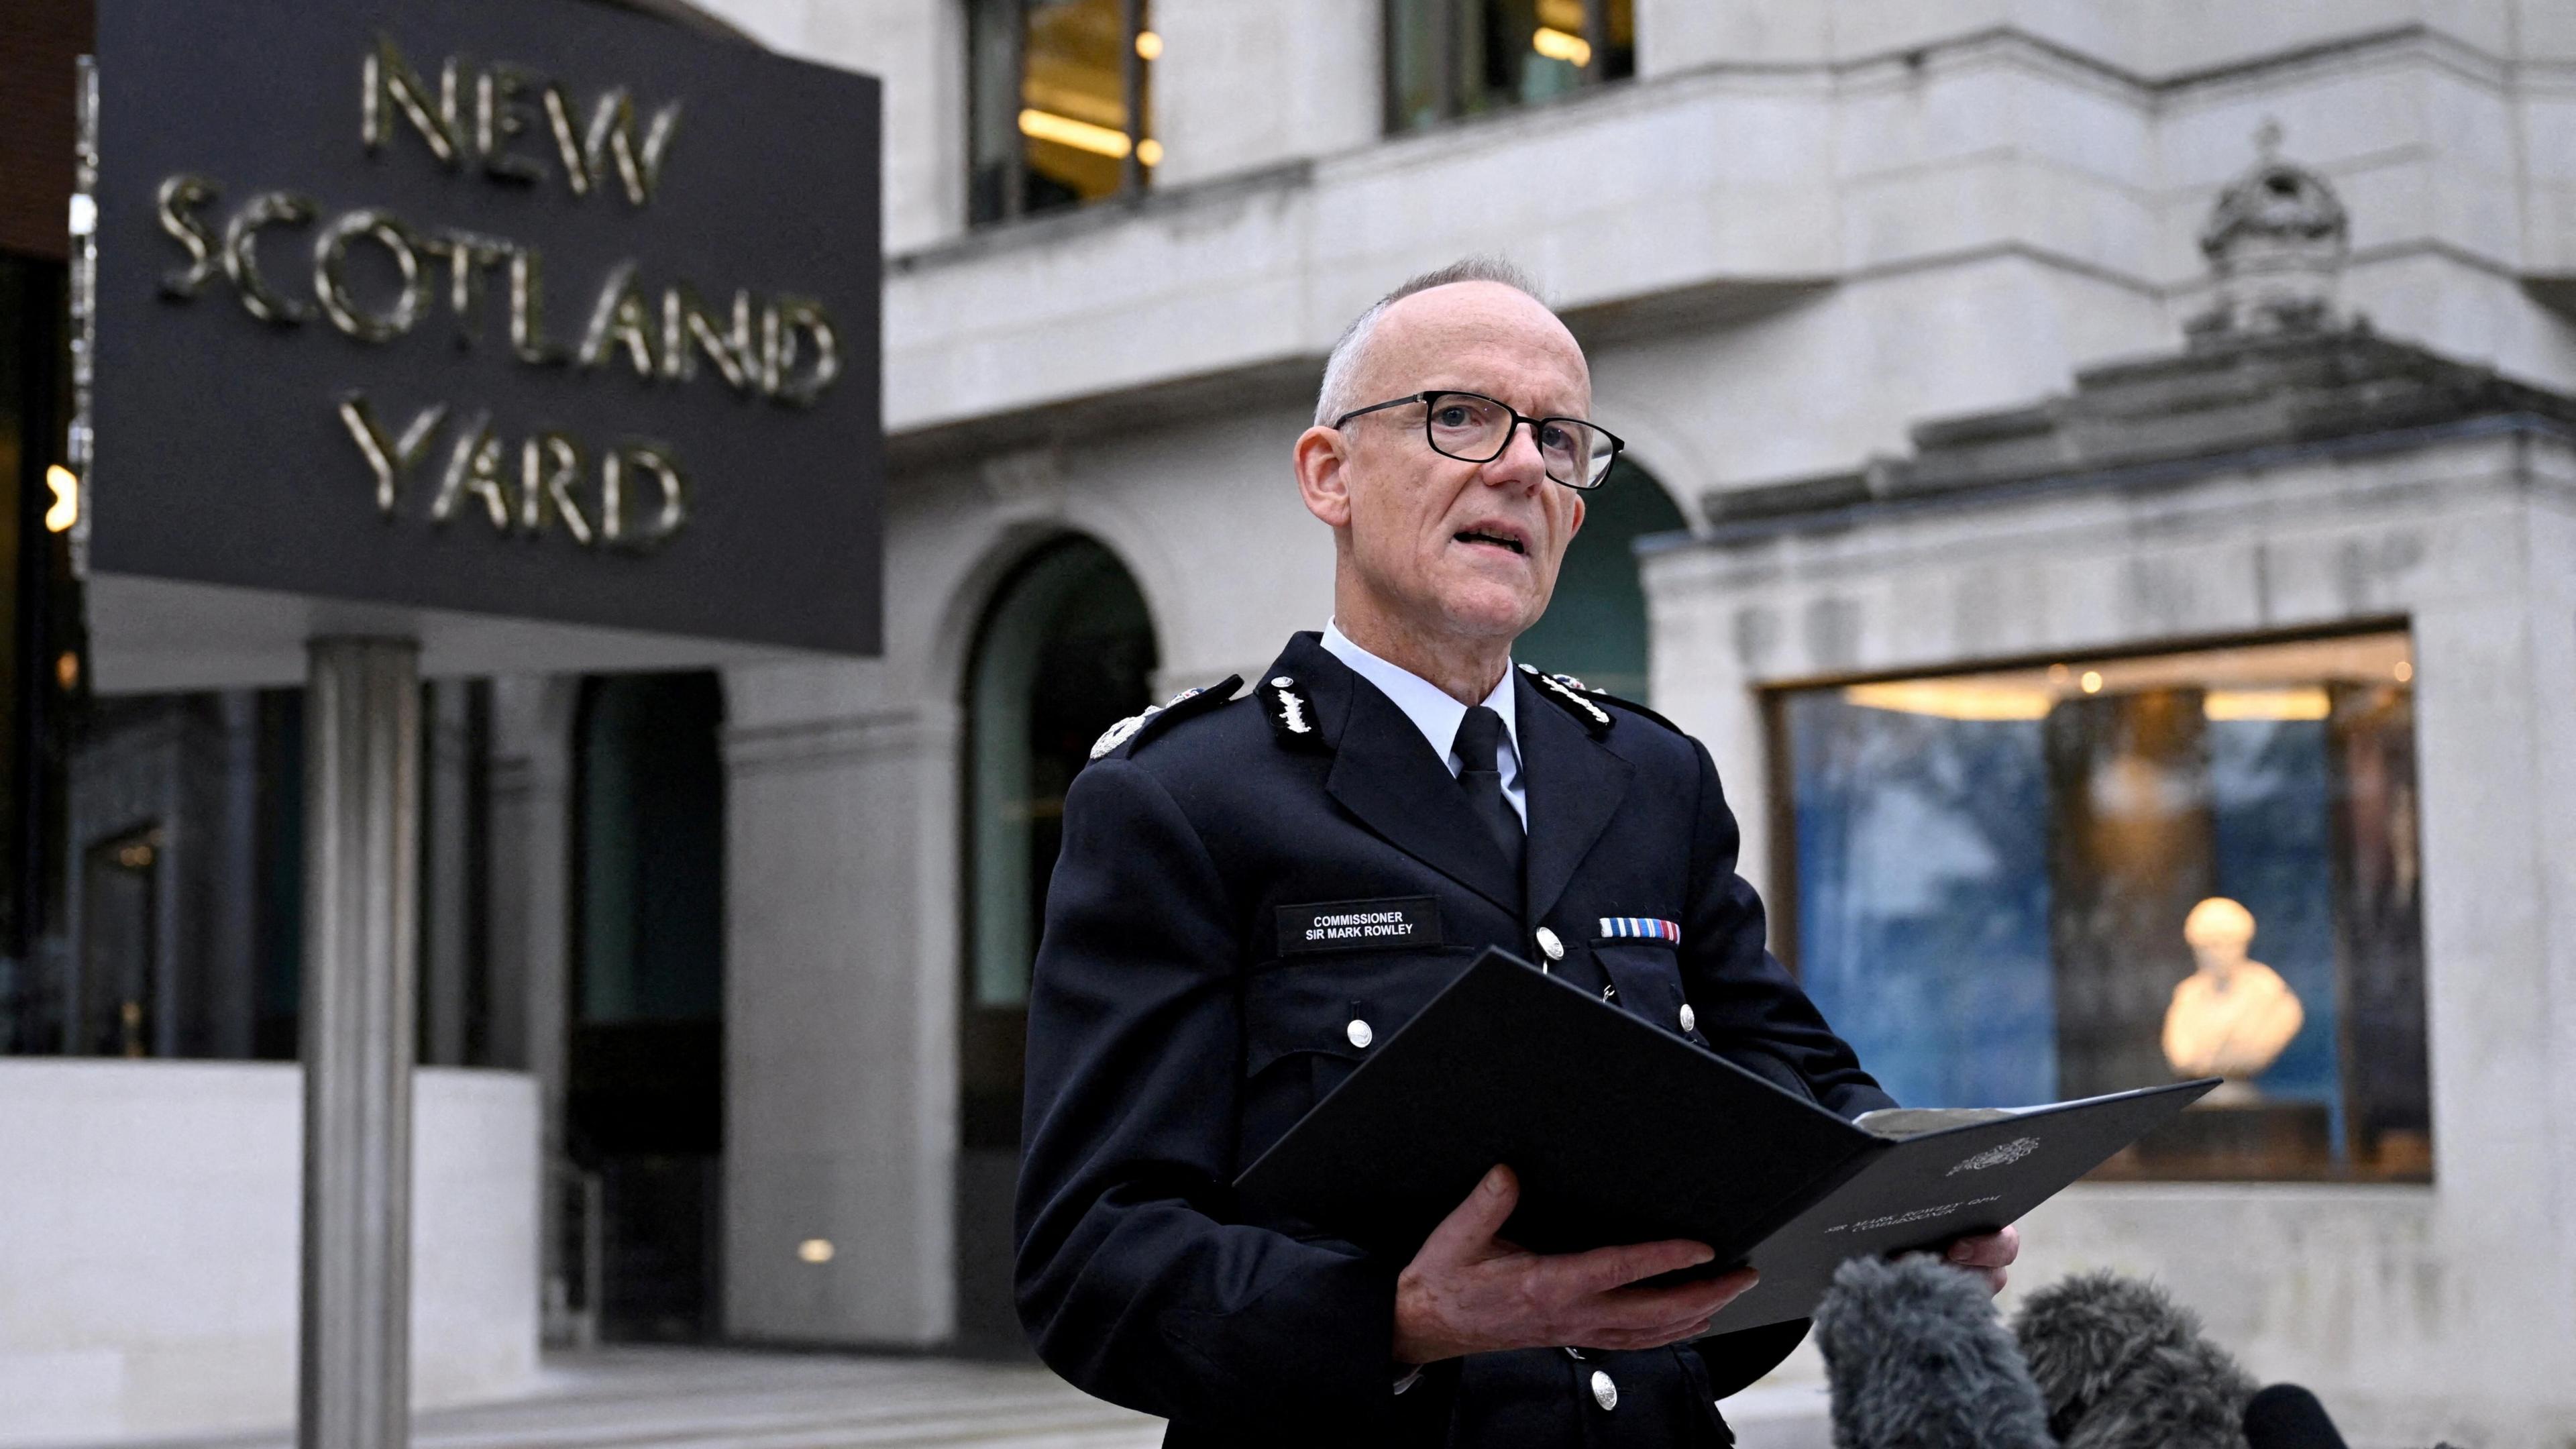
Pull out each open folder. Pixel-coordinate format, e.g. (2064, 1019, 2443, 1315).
(1235, 948, 2218, 1332)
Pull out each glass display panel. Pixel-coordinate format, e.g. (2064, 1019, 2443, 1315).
(1776, 631, 2431, 1182)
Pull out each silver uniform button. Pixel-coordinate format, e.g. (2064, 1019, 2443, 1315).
(1346, 1018, 1373, 1049)
(1270, 676, 1295, 688)
(1535, 926, 1564, 961)
(1590, 1369, 1617, 1410)
(1679, 1004, 1697, 1034)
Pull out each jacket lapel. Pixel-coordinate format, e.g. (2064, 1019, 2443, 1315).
(1287, 637, 1525, 917)
(1517, 669, 1634, 927)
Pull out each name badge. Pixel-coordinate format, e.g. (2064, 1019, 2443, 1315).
(1277, 896, 1442, 955)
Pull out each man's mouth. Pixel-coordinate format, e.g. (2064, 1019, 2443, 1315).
(1454, 529, 1526, 555)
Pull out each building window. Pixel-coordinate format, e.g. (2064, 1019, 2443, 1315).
(1773, 630, 2431, 1183)
(969, 0, 1158, 225)
(1386, 0, 1633, 134)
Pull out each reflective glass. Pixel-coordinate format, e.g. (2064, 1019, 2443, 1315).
(969, 0, 1155, 225)
(1775, 631, 2432, 1182)
(1385, 0, 1635, 133)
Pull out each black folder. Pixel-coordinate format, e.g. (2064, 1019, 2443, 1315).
(1235, 949, 2217, 1332)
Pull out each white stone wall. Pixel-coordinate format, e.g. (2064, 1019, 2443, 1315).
(0, 1063, 538, 1446)
(1643, 431, 2576, 1446)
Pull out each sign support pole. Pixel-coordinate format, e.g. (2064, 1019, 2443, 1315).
(299, 637, 420, 1449)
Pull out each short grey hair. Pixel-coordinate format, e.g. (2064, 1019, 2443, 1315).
(1313, 256, 1547, 427)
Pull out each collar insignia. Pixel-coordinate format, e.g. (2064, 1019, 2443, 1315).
(1265, 674, 1327, 751)
(1520, 663, 1613, 736)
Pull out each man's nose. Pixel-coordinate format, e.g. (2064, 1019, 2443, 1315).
(1481, 419, 1550, 487)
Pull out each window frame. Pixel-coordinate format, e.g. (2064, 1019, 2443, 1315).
(1758, 618, 2432, 1184)
(966, 0, 1155, 229)
(1381, 0, 1627, 136)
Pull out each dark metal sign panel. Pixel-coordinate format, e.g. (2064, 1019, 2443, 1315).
(87, 0, 881, 665)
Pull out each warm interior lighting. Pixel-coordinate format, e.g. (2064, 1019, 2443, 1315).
(2394, 659, 2413, 683)
(1845, 680, 2054, 721)
(1134, 30, 1163, 60)
(2204, 687, 2332, 721)
(44, 464, 78, 532)
(2080, 670, 2104, 694)
(55, 652, 78, 692)
(796, 1237, 835, 1264)
(1019, 107, 1132, 159)
(1532, 25, 1593, 67)
(1136, 137, 1163, 167)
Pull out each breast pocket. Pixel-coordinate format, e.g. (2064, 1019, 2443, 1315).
(1591, 939, 1711, 1047)
(1238, 945, 1475, 1168)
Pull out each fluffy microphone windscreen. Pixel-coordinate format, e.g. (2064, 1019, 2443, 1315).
(2244, 1384, 2349, 1449)
(2012, 1271, 2257, 1449)
(1813, 1254, 2052, 1449)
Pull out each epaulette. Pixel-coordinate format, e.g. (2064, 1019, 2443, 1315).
(1518, 664, 1688, 738)
(1260, 672, 1329, 753)
(1088, 676, 1242, 762)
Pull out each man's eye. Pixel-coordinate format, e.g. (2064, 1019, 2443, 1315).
(1433, 407, 1475, 428)
(1538, 423, 1572, 451)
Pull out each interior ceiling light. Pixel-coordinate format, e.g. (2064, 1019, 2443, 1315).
(2204, 688, 2332, 722)
(1843, 680, 2053, 721)
(1134, 30, 1163, 60)
(44, 464, 78, 533)
(1019, 107, 1134, 159)
(1532, 26, 1593, 67)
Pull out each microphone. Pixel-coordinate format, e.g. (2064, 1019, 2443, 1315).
(1813, 1253, 2052, 1449)
(2010, 1271, 2256, 1449)
(2244, 1383, 2349, 1449)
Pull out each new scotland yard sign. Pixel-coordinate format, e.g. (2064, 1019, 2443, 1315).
(85, 0, 882, 685)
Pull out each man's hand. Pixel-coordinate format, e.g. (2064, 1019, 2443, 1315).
(1941, 1225, 2021, 1294)
(1391, 1165, 1761, 1364)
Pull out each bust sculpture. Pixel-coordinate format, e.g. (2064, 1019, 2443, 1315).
(2162, 897, 2304, 1097)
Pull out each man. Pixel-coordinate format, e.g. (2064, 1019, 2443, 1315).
(1015, 259, 2017, 1446)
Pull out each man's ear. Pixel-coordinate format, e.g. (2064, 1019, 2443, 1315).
(1295, 425, 1354, 529)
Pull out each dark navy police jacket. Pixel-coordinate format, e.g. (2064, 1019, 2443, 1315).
(1016, 632, 1895, 1447)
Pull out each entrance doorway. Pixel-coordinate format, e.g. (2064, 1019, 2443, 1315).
(569, 672, 725, 1342)
(957, 538, 1156, 1355)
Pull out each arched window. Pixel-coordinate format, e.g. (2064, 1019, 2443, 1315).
(1512, 457, 1686, 699)
(957, 537, 1156, 1351)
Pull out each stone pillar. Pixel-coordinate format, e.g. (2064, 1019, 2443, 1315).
(720, 660, 960, 1346)
(483, 677, 575, 1320)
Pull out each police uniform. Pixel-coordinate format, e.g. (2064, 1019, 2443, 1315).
(1015, 631, 1895, 1447)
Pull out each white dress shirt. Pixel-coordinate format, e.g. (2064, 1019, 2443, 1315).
(1320, 620, 1527, 827)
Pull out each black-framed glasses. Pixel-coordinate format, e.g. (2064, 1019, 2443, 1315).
(1332, 390, 1624, 490)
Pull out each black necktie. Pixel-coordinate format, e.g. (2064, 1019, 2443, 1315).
(1454, 705, 1525, 879)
